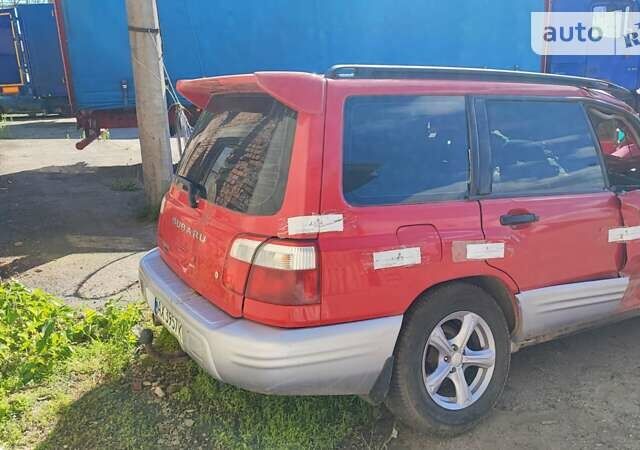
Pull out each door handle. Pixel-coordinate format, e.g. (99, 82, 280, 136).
(500, 213, 539, 226)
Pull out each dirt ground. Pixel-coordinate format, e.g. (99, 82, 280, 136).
(1, 117, 640, 449)
(0, 117, 180, 308)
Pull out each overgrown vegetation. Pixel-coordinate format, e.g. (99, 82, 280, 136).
(0, 282, 140, 391)
(0, 281, 142, 445)
(0, 282, 382, 449)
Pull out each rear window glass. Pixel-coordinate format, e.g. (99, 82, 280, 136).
(485, 100, 604, 195)
(343, 96, 470, 206)
(177, 94, 297, 215)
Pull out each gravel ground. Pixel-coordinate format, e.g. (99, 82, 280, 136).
(1, 117, 639, 449)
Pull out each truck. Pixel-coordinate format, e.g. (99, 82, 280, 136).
(546, 0, 640, 91)
(56, 0, 640, 149)
(0, 3, 68, 116)
(53, 0, 543, 148)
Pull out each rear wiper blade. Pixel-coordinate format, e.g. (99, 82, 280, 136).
(174, 175, 207, 208)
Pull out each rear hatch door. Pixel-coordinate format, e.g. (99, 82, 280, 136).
(157, 73, 325, 317)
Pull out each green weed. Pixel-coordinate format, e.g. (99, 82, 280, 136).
(0, 283, 378, 449)
(99, 128, 111, 140)
(0, 281, 142, 446)
(0, 281, 141, 393)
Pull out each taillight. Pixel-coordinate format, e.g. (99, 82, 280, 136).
(224, 237, 320, 306)
(223, 237, 262, 294)
(229, 238, 262, 263)
(247, 241, 319, 306)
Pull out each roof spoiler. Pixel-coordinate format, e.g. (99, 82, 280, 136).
(176, 72, 326, 114)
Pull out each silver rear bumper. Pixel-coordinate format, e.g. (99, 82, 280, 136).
(139, 248, 402, 396)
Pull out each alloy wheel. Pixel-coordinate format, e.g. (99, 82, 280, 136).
(421, 311, 496, 410)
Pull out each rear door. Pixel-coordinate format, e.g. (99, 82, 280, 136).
(317, 82, 516, 324)
(475, 98, 624, 291)
(158, 93, 299, 316)
(586, 103, 640, 311)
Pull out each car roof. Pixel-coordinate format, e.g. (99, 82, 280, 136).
(327, 64, 629, 93)
(177, 65, 635, 113)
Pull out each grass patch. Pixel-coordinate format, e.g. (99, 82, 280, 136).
(0, 282, 382, 449)
(0, 114, 9, 139)
(110, 178, 140, 192)
(0, 281, 142, 447)
(0, 281, 141, 394)
(38, 346, 377, 450)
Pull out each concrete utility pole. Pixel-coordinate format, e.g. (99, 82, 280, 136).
(125, 0, 173, 209)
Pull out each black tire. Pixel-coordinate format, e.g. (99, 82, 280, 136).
(386, 282, 510, 436)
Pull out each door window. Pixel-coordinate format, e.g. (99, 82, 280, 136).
(587, 107, 640, 189)
(483, 100, 605, 195)
(342, 95, 469, 206)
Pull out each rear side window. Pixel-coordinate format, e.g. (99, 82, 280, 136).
(343, 96, 469, 206)
(483, 100, 604, 195)
(177, 94, 297, 215)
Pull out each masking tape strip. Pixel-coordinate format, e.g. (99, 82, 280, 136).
(373, 247, 421, 270)
(287, 214, 344, 235)
(608, 226, 640, 243)
(466, 242, 505, 260)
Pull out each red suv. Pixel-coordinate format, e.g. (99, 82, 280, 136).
(139, 65, 640, 435)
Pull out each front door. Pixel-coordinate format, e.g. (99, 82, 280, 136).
(586, 103, 640, 311)
(475, 98, 624, 292)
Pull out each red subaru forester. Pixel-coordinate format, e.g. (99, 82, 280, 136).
(139, 65, 640, 435)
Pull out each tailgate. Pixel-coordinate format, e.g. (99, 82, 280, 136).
(157, 73, 326, 317)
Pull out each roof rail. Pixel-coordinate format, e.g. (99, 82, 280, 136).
(326, 64, 635, 104)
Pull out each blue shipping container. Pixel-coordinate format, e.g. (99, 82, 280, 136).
(0, 10, 22, 86)
(547, 0, 640, 91)
(0, 4, 68, 114)
(57, 0, 544, 112)
(18, 3, 67, 98)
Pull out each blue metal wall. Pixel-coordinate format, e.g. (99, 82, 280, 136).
(17, 4, 67, 97)
(59, 0, 544, 111)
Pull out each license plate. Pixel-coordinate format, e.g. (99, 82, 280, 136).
(154, 298, 183, 343)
